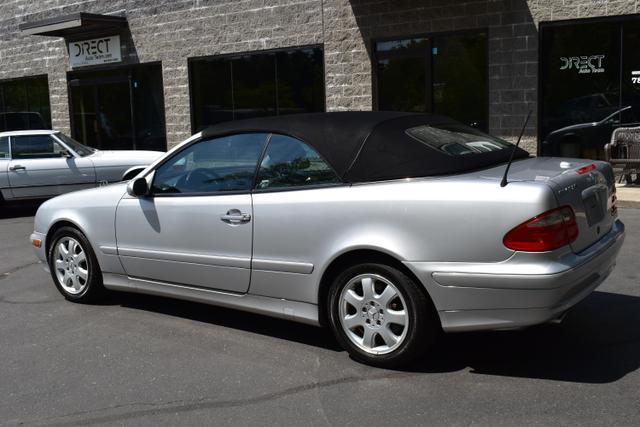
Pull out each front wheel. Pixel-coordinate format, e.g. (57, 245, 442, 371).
(48, 226, 106, 303)
(327, 263, 438, 368)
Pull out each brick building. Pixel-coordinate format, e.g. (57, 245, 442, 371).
(1, 0, 639, 156)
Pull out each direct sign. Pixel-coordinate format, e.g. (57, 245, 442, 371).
(68, 35, 121, 68)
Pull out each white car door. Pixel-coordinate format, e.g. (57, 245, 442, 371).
(115, 133, 269, 293)
(7, 134, 96, 199)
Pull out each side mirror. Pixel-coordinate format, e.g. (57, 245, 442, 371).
(127, 177, 149, 197)
(61, 150, 73, 158)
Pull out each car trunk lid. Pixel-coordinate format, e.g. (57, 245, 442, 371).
(480, 157, 617, 253)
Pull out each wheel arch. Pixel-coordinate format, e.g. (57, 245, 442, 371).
(316, 248, 438, 327)
(45, 219, 87, 261)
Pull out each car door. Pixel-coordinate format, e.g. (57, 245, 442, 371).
(115, 133, 270, 293)
(7, 134, 96, 199)
(250, 134, 344, 302)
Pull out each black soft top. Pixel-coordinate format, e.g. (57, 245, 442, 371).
(201, 112, 529, 183)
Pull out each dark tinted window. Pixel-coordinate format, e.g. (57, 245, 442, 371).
(152, 133, 269, 194)
(0, 136, 8, 159)
(11, 135, 66, 159)
(190, 47, 325, 131)
(256, 134, 340, 190)
(375, 32, 488, 130)
(538, 19, 640, 159)
(0, 76, 51, 132)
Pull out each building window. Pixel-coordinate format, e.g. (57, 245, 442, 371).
(0, 76, 51, 132)
(374, 31, 488, 131)
(68, 63, 167, 151)
(189, 46, 325, 132)
(540, 17, 640, 159)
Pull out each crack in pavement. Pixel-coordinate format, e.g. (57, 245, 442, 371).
(0, 260, 41, 281)
(13, 371, 419, 426)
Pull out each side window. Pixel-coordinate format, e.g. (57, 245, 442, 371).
(256, 134, 340, 190)
(0, 137, 8, 159)
(151, 133, 269, 194)
(11, 135, 67, 159)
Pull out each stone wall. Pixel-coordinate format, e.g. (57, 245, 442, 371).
(1, 0, 638, 150)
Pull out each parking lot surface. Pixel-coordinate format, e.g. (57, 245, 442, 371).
(1, 203, 639, 426)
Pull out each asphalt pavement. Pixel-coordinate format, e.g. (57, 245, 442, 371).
(0, 202, 639, 426)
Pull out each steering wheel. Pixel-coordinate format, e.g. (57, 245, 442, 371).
(177, 168, 220, 192)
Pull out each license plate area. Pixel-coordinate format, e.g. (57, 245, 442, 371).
(583, 187, 606, 226)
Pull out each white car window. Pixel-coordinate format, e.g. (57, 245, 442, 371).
(11, 135, 67, 159)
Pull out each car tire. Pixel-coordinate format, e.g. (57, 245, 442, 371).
(327, 263, 438, 368)
(47, 226, 106, 303)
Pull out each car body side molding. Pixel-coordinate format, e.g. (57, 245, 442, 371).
(102, 273, 320, 326)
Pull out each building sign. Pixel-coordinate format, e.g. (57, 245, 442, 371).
(559, 55, 605, 74)
(68, 35, 121, 68)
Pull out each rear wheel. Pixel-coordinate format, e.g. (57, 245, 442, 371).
(328, 263, 438, 368)
(48, 226, 106, 303)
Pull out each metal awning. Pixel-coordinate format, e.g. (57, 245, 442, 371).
(19, 13, 127, 37)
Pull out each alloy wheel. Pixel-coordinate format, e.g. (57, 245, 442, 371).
(53, 237, 89, 295)
(338, 273, 409, 355)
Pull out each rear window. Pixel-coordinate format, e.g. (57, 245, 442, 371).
(406, 123, 512, 156)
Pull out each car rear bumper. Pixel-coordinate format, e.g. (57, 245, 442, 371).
(405, 219, 625, 332)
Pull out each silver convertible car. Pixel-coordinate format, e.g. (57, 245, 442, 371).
(0, 130, 162, 202)
(30, 112, 625, 367)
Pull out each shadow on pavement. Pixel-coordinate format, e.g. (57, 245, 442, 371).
(414, 291, 640, 383)
(111, 292, 343, 351)
(107, 289, 640, 383)
(0, 201, 43, 219)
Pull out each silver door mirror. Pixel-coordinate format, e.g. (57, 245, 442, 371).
(127, 177, 149, 197)
(61, 150, 73, 158)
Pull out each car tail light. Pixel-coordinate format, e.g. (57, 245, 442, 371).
(503, 206, 579, 252)
(576, 163, 596, 174)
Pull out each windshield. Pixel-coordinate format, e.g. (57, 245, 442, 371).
(55, 132, 96, 157)
(406, 123, 513, 156)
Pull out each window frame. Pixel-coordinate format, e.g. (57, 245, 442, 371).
(9, 134, 70, 160)
(187, 44, 326, 134)
(538, 14, 640, 156)
(252, 133, 343, 194)
(145, 131, 345, 198)
(148, 132, 272, 197)
(371, 28, 489, 129)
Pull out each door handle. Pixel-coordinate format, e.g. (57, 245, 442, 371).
(9, 165, 26, 171)
(220, 209, 251, 224)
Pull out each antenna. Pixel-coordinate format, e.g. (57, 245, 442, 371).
(500, 110, 532, 188)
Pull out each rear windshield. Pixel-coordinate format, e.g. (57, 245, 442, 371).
(406, 123, 512, 156)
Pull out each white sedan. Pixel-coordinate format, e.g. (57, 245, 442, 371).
(0, 130, 163, 202)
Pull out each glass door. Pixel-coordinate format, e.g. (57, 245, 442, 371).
(68, 63, 167, 151)
(69, 74, 134, 150)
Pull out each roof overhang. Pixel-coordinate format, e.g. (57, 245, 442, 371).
(19, 13, 127, 37)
